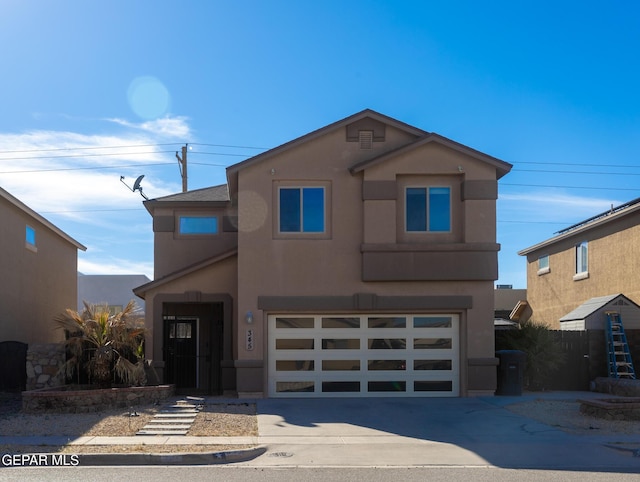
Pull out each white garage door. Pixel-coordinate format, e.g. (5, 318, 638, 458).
(267, 314, 459, 397)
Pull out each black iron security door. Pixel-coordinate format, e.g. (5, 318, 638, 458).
(165, 318, 198, 390)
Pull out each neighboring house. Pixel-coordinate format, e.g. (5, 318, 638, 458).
(518, 197, 640, 328)
(494, 287, 527, 329)
(134, 109, 512, 398)
(77, 273, 151, 314)
(0, 186, 86, 390)
(0, 186, 86, 344)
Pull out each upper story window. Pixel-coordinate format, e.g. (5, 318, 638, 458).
(537, 255, 550, 275)
(25, 225, 37, 252)
(279, 187, 325, 233)
(574, 241, 588, 280)
(405, 186, 451, 233)
(178, 216, 218, 235)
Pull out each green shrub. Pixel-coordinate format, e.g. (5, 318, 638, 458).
(496, 320, 565, 391)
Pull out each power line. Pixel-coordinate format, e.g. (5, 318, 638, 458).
(501, 183, 640, 191)
(0, 143, 182, 154)
(0, 162, 174, 174)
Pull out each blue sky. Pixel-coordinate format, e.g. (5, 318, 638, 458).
(1, 1, 640, 288)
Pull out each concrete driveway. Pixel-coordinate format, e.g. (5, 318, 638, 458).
(249, 393, 640, 470)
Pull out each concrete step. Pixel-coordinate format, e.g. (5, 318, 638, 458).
(137, 430, 189, 436)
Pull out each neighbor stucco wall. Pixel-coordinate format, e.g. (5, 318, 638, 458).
(0, 199, 79, 344)
(525, 213, 640, 328)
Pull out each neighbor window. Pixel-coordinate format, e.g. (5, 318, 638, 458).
(179, 216, 218, 235)
(575, 241, 588, 278)
(538, 255, 550, 275)
(25, 225, 36, 250)
(279, 187, 325, 233)
(406, 187, 451, 232)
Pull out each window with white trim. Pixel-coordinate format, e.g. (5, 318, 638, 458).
(537, 255, 550, 275)
(575, 241, 588, 277)
(405, 186, 451, 232)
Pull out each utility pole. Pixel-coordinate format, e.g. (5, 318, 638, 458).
(176, 144, 188, 192)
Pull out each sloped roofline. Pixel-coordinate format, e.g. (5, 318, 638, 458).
(225, 109, 428, 195)
(0, 186, 86, 251)
(348, 132, 511, 179)
(558, 293, 640, 322)
(133, 248, 237, 299)
(142, 184, 230, 214)
(518, 197, 640, 256)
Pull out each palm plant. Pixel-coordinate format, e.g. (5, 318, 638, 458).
(55, 300, 147, 388)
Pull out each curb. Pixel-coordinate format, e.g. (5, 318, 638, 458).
(77, 447, 266, 466)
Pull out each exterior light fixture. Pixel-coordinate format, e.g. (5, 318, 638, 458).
(246, 311, 253, 324)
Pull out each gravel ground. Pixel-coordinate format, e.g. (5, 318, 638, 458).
(0, 392, 257, 454)
(1, 392, 638, 455)
(505, 398, 640, 435)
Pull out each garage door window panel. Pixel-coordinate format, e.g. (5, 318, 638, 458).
(368, 338, 406, 349)
(276, 339, 314, 350)
(276, 360, 315, 371)
(322, 339, 360, 349)
(414, 338, 452, 349)
(322, 360, 360, 371)
(368, 317, 406, 328)
(322, 381, 361, 393)
(414, 360, 452, 371)
(322, 317, 360, 329)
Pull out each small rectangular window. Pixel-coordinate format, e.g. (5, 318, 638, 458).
(25, 225, 36, 251)
(406, 187, 451, 232)
(279, 187, 325, 233)
(179, 216, 218, 235)
(538, 255, 550, 275)
(576, 242, 588, 274)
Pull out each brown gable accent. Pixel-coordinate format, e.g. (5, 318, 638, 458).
(461, 180, 498, 200)
(346, 117, 386, 142)
(362, 181, 397, 200)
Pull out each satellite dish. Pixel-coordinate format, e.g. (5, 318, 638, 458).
(119, 174, 149, 201)
(133, 175, 145, 192)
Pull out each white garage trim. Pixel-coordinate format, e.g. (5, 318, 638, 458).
(267, 314, 459, 397)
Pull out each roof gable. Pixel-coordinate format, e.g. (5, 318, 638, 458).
(0, 186, 86, 251)
(348, 132, 511, 179)
(558, 293, 639, 321)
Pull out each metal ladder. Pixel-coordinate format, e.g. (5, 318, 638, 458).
(605, 311, 636, 379)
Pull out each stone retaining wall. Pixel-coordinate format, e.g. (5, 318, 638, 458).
(25, 343, 65, 391)
(593, 377, 640, 397)
(22, 384, 175, 413)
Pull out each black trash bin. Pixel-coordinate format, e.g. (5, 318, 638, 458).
(495, 350, 526, 396)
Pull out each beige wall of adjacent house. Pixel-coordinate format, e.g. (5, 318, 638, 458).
(0, 200, 78, 344)
(234, 125, 500, 395)
(525, 215, 640, 328)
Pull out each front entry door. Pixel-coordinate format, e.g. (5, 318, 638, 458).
(165, 318, 198, 390)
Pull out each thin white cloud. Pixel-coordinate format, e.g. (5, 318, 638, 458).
(78, 256, 153, 279)
(107, 116, 191, 139)
(499, 190, 621, 223)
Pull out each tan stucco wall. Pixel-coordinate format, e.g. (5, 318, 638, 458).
(152, 205, 238, 279)
(0, 200, 78, 344)
(525, 216, 640, 328)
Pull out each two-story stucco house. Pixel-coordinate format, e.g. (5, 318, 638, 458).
(0, 186, 86, 344)
(0, 186, 86, 390)
(519, 197, 640, 330)
(134, 110, 512, 398)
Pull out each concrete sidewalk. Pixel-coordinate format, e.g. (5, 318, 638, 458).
(0, 391, 639, 469)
